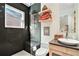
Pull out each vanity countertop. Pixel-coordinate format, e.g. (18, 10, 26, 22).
(49, 40, 79, 50)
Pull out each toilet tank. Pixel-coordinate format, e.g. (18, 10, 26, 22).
(41, 43, 49, 48)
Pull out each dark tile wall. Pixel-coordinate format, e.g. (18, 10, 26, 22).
(0, 3, 30, 56)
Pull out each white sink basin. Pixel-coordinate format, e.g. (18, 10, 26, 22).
(58, 38, 79, 46)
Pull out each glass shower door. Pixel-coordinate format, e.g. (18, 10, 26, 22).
(30, 13, 41, 55)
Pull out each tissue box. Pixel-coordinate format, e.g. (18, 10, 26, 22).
(54, 34, 63, 40)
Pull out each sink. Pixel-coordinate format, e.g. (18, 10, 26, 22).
(58, 38, 79, 46)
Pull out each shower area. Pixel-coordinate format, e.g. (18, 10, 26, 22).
(30, 3, 41, 55)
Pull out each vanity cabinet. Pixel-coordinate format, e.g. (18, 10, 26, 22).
(49, 40, 79, 56)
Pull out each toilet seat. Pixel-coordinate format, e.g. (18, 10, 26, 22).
(36, 48, 48, 56)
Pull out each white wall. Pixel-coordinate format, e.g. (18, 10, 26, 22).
(40, 3, 79, 47)
(40, 3, 60, 45)
(77, 4, 79, 40)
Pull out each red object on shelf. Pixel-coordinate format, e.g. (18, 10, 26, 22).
(39, 10, 52, 20)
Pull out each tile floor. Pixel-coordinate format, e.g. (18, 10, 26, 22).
(12, 50, 59, 56)
(12, 50, 32, 56)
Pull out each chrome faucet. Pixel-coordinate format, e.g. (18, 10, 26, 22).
(65, 25, 68, 38)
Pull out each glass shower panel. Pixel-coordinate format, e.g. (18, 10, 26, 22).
(30, 13, 41, 46)
(30, 3, 41, 55)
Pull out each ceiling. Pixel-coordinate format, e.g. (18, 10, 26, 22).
(23, 3, 74, 9)
(23, 3, 34, 7)
(23, 3, 75, 13)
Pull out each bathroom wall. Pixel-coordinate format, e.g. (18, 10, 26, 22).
(71, 4, 79, 40)
(0, 3, 30, 56)
(40, 3, 60, 45)
(40, 3, 79, 46)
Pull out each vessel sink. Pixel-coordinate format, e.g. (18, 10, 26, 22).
(58, 38, 79, 46)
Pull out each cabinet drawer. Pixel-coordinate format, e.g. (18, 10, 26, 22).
(65, 48, 79, 56)
(49, 44, 66, 53)
(49, 44, 79, 56)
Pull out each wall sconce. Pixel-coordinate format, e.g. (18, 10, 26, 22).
(74, 10, 76, 32)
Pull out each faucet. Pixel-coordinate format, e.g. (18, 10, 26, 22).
(65, 25, 68, 38)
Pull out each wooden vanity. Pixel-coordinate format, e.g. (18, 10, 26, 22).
(49, 40, 79, 56)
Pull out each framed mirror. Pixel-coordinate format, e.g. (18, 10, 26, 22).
(60, 13, 76, 33)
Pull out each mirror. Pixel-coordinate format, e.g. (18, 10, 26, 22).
(60, 8, 76, 33)
(60, 15, 68, 32)
(60, 13, 76, 33)
(59, 3, 77, 39)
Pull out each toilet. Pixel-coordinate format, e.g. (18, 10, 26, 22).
(35, 43, 48, 56)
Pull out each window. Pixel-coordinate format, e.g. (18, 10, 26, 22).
(5, 4, 25, 28)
